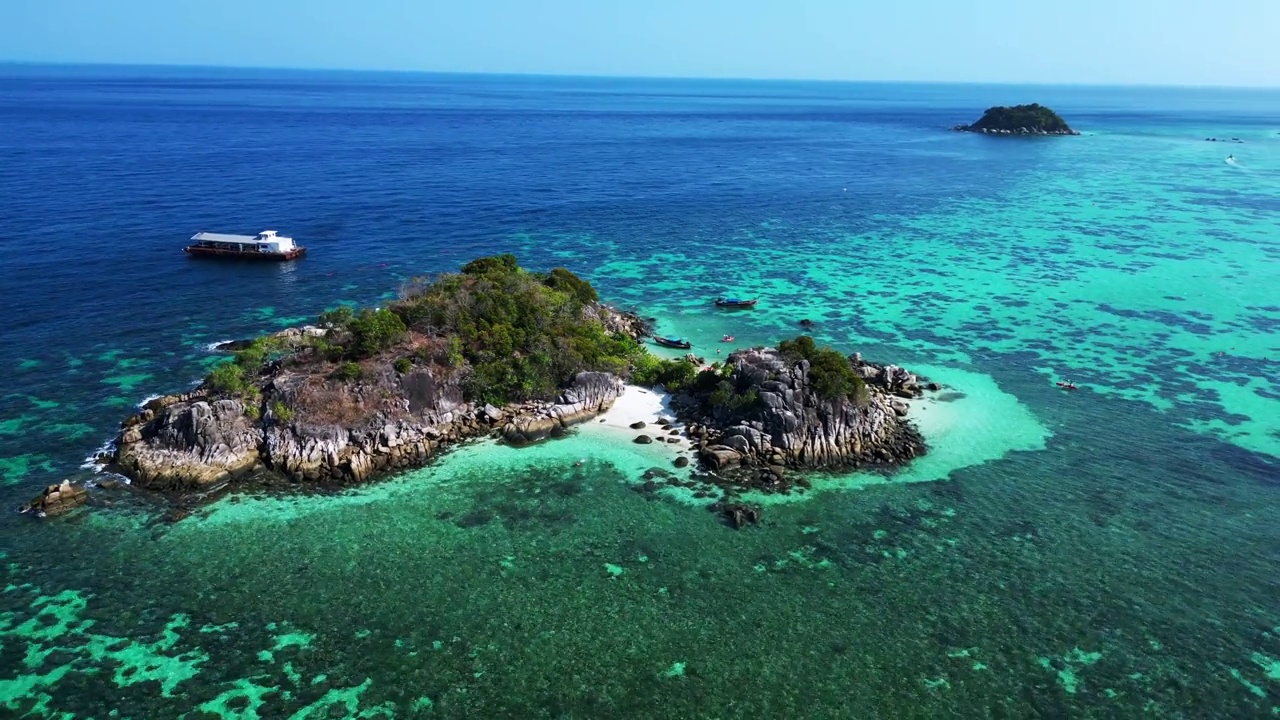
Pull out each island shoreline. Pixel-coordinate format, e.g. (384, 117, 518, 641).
(23, 257, 937, 523)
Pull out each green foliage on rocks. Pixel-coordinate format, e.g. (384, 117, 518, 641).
(631, 354, 701, 393)
(206, 337, 282, 404)
(708, 381, 759, 412)
(445, 336, 464, 367)
(207, 362, 250, 396)
(336, 362, 363, 382)
(391, 255, 646, 406)
(317, 305, 355, 330)
(232, 336, 286, 368)
(271, 400, 293, 423)
(544, 267, 599, 305)
(200, 255, 652, 407)
(777, 335, 867, 402)
(316, 303, 406, 359)
(459, 253, 519, 277)
(347, 308, 407, 358)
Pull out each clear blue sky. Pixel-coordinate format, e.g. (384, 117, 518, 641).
(2, 0, 1278, 86)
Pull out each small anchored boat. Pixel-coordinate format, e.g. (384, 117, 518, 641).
(1055, 381, 1078, 391)
(722, 334, 735, 342)
(185, 230, 306, 261)
(653, 337, 692, 350)
(715, 297, 758, 309)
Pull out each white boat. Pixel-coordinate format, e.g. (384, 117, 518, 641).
(185, 230, 306, 260)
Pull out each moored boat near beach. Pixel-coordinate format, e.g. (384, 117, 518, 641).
(653, 336, 692, 349)
(184, 230, 307, 260)
(714, 297, 758, 309)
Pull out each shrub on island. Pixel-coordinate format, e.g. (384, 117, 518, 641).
(389, 257, 645, 406)
(347, 308, 407, 358)
(776, 335, 868, 404)
(200, 255, 651, 409)
(630, 353, 701, 392)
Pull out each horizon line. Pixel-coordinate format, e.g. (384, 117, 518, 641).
(2, 59, 1279, 91)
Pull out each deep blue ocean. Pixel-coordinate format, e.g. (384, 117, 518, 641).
(0, 65, 1278, 717)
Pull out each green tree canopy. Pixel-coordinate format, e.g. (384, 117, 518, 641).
(968, 104, 1073, 133)
(390, 255, 643, 405)
(777, 336, 867, 402)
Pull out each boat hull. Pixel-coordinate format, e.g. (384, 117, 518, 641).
(654, 339, 691, 349)
(185, 246, 307, 261)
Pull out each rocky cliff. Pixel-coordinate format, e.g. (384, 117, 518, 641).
(673, 347, 930, 482)
(114, 366, 625, 491)
(111, 291, 645, 493)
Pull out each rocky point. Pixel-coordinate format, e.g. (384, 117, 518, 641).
(671, 346, 932, 489)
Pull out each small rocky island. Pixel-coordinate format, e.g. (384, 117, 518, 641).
(112, 255, 648, 491)
(641, 337, 930, 488)
(952, 103, 1079, 135)
(33, 255, 935, 522)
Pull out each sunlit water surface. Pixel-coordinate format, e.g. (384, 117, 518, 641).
(0, 67, 1277, 717)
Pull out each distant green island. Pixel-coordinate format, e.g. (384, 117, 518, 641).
(952, 103, 1079, 136)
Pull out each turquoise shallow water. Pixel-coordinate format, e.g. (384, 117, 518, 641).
(1, 69, 1278, 716)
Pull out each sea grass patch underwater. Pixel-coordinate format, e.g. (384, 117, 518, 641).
(2, 388, 1278, 717)
(0, 73, 1277, 717)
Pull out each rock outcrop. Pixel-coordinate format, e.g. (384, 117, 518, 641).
(592, 305, 651, 340)
(672, 347, 929, 479)
(214, 325, 330, 353)
(20, 480, 88, 517)
(116, 395, 262, 489)
(499, 372, 625, 444)
(114, 370, 623, 490)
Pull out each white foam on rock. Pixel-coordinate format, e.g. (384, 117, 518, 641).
(137, 394, 164, 409)
(80, 439, 117, 470)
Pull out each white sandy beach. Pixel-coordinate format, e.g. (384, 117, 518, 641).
(591, 385, 694, 454)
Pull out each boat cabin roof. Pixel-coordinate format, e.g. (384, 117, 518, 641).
(191, 231, 290, 243)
